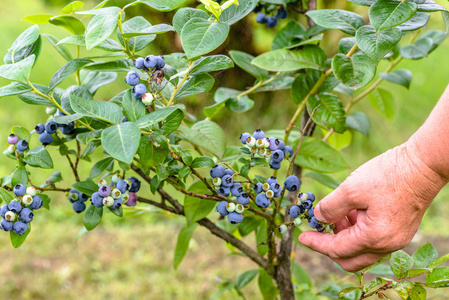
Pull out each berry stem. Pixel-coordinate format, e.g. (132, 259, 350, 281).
(167, 62, 194, 107)
(117, 10, 133, 57)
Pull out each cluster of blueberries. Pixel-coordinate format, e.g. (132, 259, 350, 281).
(89, 175, 140, 210)
(240, 129, 293, 170)
(124, 54, 165, 101)
(6, 134, 28, 152)
(254, 176, 283, 208)
(0, 184, 43, 235)
(254, 4, 288, 28)
(34, 119, 74, 146)
(286, 191, 325, 232)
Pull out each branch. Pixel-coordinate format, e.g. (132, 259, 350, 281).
(66, 155, 80, 182)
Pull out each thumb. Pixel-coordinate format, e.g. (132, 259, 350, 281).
(314, 185, 363, 223)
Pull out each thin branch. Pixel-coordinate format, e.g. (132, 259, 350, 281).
(66, 155, 80, 182)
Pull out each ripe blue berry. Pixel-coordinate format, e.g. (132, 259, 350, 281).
(278, 140, 285, 150)
(7, 134, 19, 144)
(303, 200, 313, 210)
(116, 180, 129, 193)
(256, 13, 267, 24)
(12, 221, 27, 235)
(224, 169, 234, 176)
(309, 217, 319, 229)
(60, 123, 74, 135)
(254, 183, 263, 194)
(210, 165, 226, 178)
(16, 140, 28, 151)
(98, 185, 111, 197)
(19, 208, 33, 223)
(269, 160, 281, 170)
(266, 16, 278, 27)
(298, 193, 308, 202)
(255, 193, 270, 208)
(30, 195, 43, 210)
(14, 184, 26, 196)
(236, 193, 250, 205)
(230, 183, 243, 197)
(308, 207, 314, 218)
(35, 124, 45, 134)
(289, 205, 302, 218)
(0, 218, 12, 231)
(270, 183, 281, 194)
(267, 137, 279, 151)
(221, 175, 234, 188)
(253, 129, 265, 140)
(91, 192, 104, 207)
(277, 7, 288, 19)
(217, 187, 231, 197)
(125, 71, 140, 86)
(127, 177, 141, 193)
(267, 176, 278, 185)
(271, 150, 284, 163)
(284, 175, 300, 192)
(144, 55, 157, 68)
(240, 132, 251, 144)
(217, 201, 229, 216)
(45, 121, 58, 134)
(155, 55, 165, 69)
(72, 201, 86, 213)
(283, 146, 293, 158)
(133, 84, 147, 98)
(39, 132, 54, 145)
(316, 224, 325, 232)
(111, 198, 123, 209)
(79, 193, 89, 202)
(0, 204, 8, 218)
(134, 57, 145, 69)
(228, 211, 243, 224)
(253, 3, 263, 12)
(125, 192, 137, 207)
(306, 192, 316, 202)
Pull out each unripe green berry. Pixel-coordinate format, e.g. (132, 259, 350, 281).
(250, 147, 257, 154)
(112, 174, 122, 183)
(235, 204, 244, 214)
(22, 195, 34, 206)
(298, 193, 308, 202)
(142, 93, 154, 105)
(122, 191, 130, 202)
(46, 106, 57, 115)
(70, 192, 79, 201)
(3, 145, 14, 155)
(279, 224, 288, 234)
(212, 177, 222, 187)
(5, 211, 17, 222)
(111, 189, 122, 199)
(262, 183, 270, 191)
(26, 186, 37, 197)
(266, 190, 274, 198)
(246, 137, 256, 148)
(98, 179, 108, 187)
(226, 202, 236, 213)
(256, 139, 265, 148)
(103, 196, 114, 207)
(294, 217, 302, 226)
(263, 138, 270, 148)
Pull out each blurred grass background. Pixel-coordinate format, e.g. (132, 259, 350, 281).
(0, 0, 449, 299)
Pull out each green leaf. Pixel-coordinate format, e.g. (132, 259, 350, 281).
(400, 37, 433, 59)
(206, 87, 254, 117)
(332, 53, 376, 90)
(220, 0, 258, 25)
(184, 181, 215, 224)
(397, 12, 429, 31)
(22, 14, 53, 24)
(0, 188, 14, 204)
(40, 171, 63, 188)
(23, 146, 53, 169)
(101, 122, 141, 164)
(338, 37, 357, 54)
(90, 157, 114, 178)
(236, 269, 259, 290)
(291, 70, 338, 104)
(258, 269, 277, 300)
(368, 88, 395, 120)
(412, 242, 438, 268)
(346, 111, 371, 136)
(0, 55, 35, 83)
(120, 24, 173, 38)
(61, 1, 85, 14)
(85, 9, 120, 50)
(173, 8, 209, 34)
(135, 104, 186, 129)
(180, 120, 226, 158)
(190, 55, 234, 75)
(58, 35, 123, 52)
(347, 0, 374, 5)
(306, 9, 365, 35)
(83, 205, 103, 231)
(181, 18, 229, 59)
(81, 70, 117, 94)
(50, 58, 92, 90)
(126, 0, 188, 12)
(369, 0, 417, 32)
(76, 129, 102, 144)
(173, 223, 198, 270)
(229, 50, 268, 80)
(415, 0, 448, 12)
(12, 126, 31, 142)
(293, 136, 350, 173)
(72, 180, 99, 196)
(49, 16, 85, 35)
(252, 46, 326, 72)
(138, 132, 169, 170)
(305, 171, 341, 189)
(191, 157, 215, 168)
(426, 266, 449, 286)
(292, 262, 312, 286)
(418, 30, 447, 53)
(409, 285, 426, 300)
(43, 34, 73, 61)
(356, 25, 401, 64)
(443, 11, 449, 34)
(10, 224, 31, 248)
(238, 216, 263, 236)
(174, 73, 215, 101)
(430, 253, 449, 268)
(117, 17, 156, 53)
(83, 59, 133, 72)
(0, 82, 32, 98)
(108, 205, 123, 217)
(390, 250, 414, 279)
(379, 69, 412, 89)
(4, 25, 40, 64)
(307, 93, 347, 133)
(70, 94, 122, 124)
(392, 281, 415, 299)
(12, 166, 28, 187)
(362, 254, 391, 273)
(161, 109, 185, 135)
(272, 20, 307, 51)
(122, 89, 146, 122)
(339, 286, 362, 298)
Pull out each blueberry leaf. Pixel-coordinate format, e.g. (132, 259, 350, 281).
(0, 55, 35, 83)
(400, 37, 433, 59)
(220, 0, 258, 25)
(390, 250, 414, 279)
(229, 51, 268, 80)
(332, 53, 376, 90)
(125, 0, 188, 12)
(85, 8, 120, 50)
(23, 146, 53, 169)
(307, 93, 347, 133)
(190, 55, 234, 75)
(180, 120, 227, 159)
(138, 132, 169, 171)
(236, 269, 259, 290)
(135, 104, 186, 129)
(369, 0, 417, 32)
(11, 166, 28, 187)
(4, 25, 40, 64)
(380, 69, 412, 89)
(346, 111, 371, 136)
(191, 157, 215, 168)
(122, 89, 146, 122)
(173, 8, 209, 34)
(90, 157, 114, 179)
(50, 58, 93, 90)
(43, 34, 73, 61)
(174, 74, 215, 102)
(355, 25, 401, 65)
(83, 205, 103, 231)
(306, 9, 365, 35)
(258, 269, 277, 300)
(72, 180, 99, 196)
(184, 181, 214, 224)
(69, 94, 122, 124)
(49, 16, 85, 35)
(10, 223, 31, 248)
(368, 88, 395, 120)
(117, 16, 156, 52)
(412, 242, 438, 268)
(101, 122, 141, 164)
(0, 188, 14, 204)
(173, 222, 198, 270)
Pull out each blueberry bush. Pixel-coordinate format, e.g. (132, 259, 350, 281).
(1, 0, 449, 299)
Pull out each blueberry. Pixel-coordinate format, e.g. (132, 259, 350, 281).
(155, 55, 165, 69)
(98, 185, 111, 197)
(12, 221, 27, 235)
(35, 124, 45, 134)
(236, 193, 250, 205)
(5, 211, 17, 222)
(22, 195, 33, 206)
(277, 7, 288, 19)
(123, 116, 128, 123)
(226, 202, 236, 213)
(227, 211, 243, 224)
(60, 124, 74, 135)
(125, 71, 140, 86)
(256, 13, 267, 24)
(14, 184, 26, 197)
(230, 183, 243, 197)
(267, 176, 278, 185)
(127, 177, 141, 193)
(112, 174, 122, 183)
(235, 204, 245, 214)
(266, 190, 274, 198)
(91, 192, 104, 207)
(26, 186, 37, 197)
(217, 187, 231, 197)
(278, 140, 285, 150)
(224, 169, 234, 176)
(97, 179, 108, 187)
(144, 55, 157, 68)
(217, 201, 229, 216)
(253, 3, 263, 13)
(16, 140, 28, 151)
(308, 207, 314, 218)
(284, 175, 300, 192)
(0, 204, 8, 218)
(309, 217, 319, 229)
(253, 129, 265, 140)
(72, 201, 86, 213)
(212, 177, 222, 187)
(210, 165, 226, 178)
(289, 205, 302, 218)
(111, 198, 123, 209)
(134, 57, 145, 69)
(266, 16, 278, 27)
(133, 84, 147, 98)
(274, 188, 282, 198)
(246, 136, 256, 148)
(240, 132, 251, 144)
(39, 132, 54, 146)
(316, 224, 325, 232)
(298, 193, 308, 202)
(269, 160, 281, 170)
(271, 150, 284, 163)
(19, 208, 33, 223)
(270, 183, 281, 194)
(303, 200, 313, 210)
(306, 192, 316, 202)
(255, 193, 270, 208)
(283, 146, 293, 158)
(125, 192, 137, 207)
(279, 224, 288, 234)
(79, 193, 89, 202)
(268, 137, 280, 151)
(0, 219, 13, 231)
(45, 121, 58, 134)
(111, 188, 122, 199)
(46, 106, 57, 115)
(7, 134, 19, 144)
(294, 217, 302, 226)
(30, 195, 43, 210)
(116, 180, 129, 194)
(142, 93, 154, 105)
(221, 175, 234, 188)
(254, 182, 263, 194)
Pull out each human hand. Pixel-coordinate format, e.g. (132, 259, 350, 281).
(298, 142, 448, 272)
